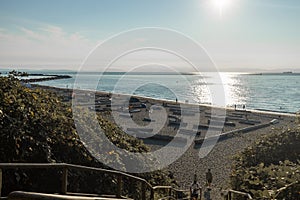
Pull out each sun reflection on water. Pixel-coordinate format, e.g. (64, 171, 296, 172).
(191, 72, 247, 107)
(220, 73, 247, 106)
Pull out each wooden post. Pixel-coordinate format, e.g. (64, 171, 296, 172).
(116, 175, 122, 198)
(228, 191, 232, 200)
(169, 187, 172, 198)
(0, 168, 2, 197)
(150, 188, 154, 200)
(141, 182, 146, 200)
(199, 188, 202, 200)
(61, 167, 68, 194)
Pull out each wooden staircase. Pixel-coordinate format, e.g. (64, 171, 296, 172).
(1, 163, 297, 199)
(0, 163, 190, 200)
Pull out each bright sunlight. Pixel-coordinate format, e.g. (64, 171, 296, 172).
(211, 0, 233, 17)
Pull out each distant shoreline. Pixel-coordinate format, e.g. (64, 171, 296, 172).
(33, 83, 297, 116)
(1, 69, 300, 75)
(9, 71, 298, 114)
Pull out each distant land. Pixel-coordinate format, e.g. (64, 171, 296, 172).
(0, 68, 300, 75)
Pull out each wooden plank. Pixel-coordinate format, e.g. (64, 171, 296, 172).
(116, 175, 122, 198)
(61, 167, 68, 194)
(141, 182, 146, 200)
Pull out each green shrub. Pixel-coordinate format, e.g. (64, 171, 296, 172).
(0, 77, 173, 197)
(231, 127, 300, 199)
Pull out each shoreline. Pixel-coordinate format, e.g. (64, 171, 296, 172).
(33, 84, 297, 117)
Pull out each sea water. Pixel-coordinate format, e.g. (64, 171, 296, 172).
(2, 70, 299, 113)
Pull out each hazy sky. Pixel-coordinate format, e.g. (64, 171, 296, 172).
(0, 0, 299, 72)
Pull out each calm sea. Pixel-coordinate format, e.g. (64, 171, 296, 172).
(1, 70, 299, 113)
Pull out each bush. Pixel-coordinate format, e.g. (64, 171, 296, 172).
(0, 77, 173, 197)
(231, 127, 300, 199)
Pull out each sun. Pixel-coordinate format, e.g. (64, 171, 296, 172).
(212, 0, 233, 17)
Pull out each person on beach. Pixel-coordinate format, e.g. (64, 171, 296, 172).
(204, 187, 212, 200)
(176, 98, 178, 103)
(206, 169, 213, 187)
(190, 174, 200, 200)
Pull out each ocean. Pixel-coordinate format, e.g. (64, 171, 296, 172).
(1, 70, 299, 113)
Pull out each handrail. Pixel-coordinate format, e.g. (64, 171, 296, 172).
(0, 163, 191, 200)
(222, 181, 299, 200)
(223, 189, 253, 200)
(274, 181, 299, 198)
(0, 163, 151, 186)
(0, 163, 152, 199)
(153, 185, 197, 200)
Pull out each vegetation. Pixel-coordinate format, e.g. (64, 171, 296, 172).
(0, 76, 174, 197)
(8, 70, 28, 76)
(231, 127, 300, 199)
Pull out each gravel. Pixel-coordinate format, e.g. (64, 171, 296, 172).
(161, 118, 295, 199)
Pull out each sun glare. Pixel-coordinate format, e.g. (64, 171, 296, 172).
(212, 0, 233, 17)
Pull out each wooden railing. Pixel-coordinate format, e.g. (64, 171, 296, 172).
(273, 181, 299, 199)
(0, 163, 192, 200)
(221, 189, 253, 200)
(222, 181, 299, 200)
(153, 186, 194, 200)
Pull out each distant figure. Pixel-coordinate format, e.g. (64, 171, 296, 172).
(243, 105, 245, 110)
(234, 104, 237, 110)
(206, 169, 213, 187)
(190, 174, 200, 200)
(176, 98, 178, 103)
(204, 187, 212, 200)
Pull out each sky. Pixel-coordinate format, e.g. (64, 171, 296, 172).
(0, 0, 300, 72)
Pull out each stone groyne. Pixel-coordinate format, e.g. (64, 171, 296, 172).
(22, 74, 72, 83)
